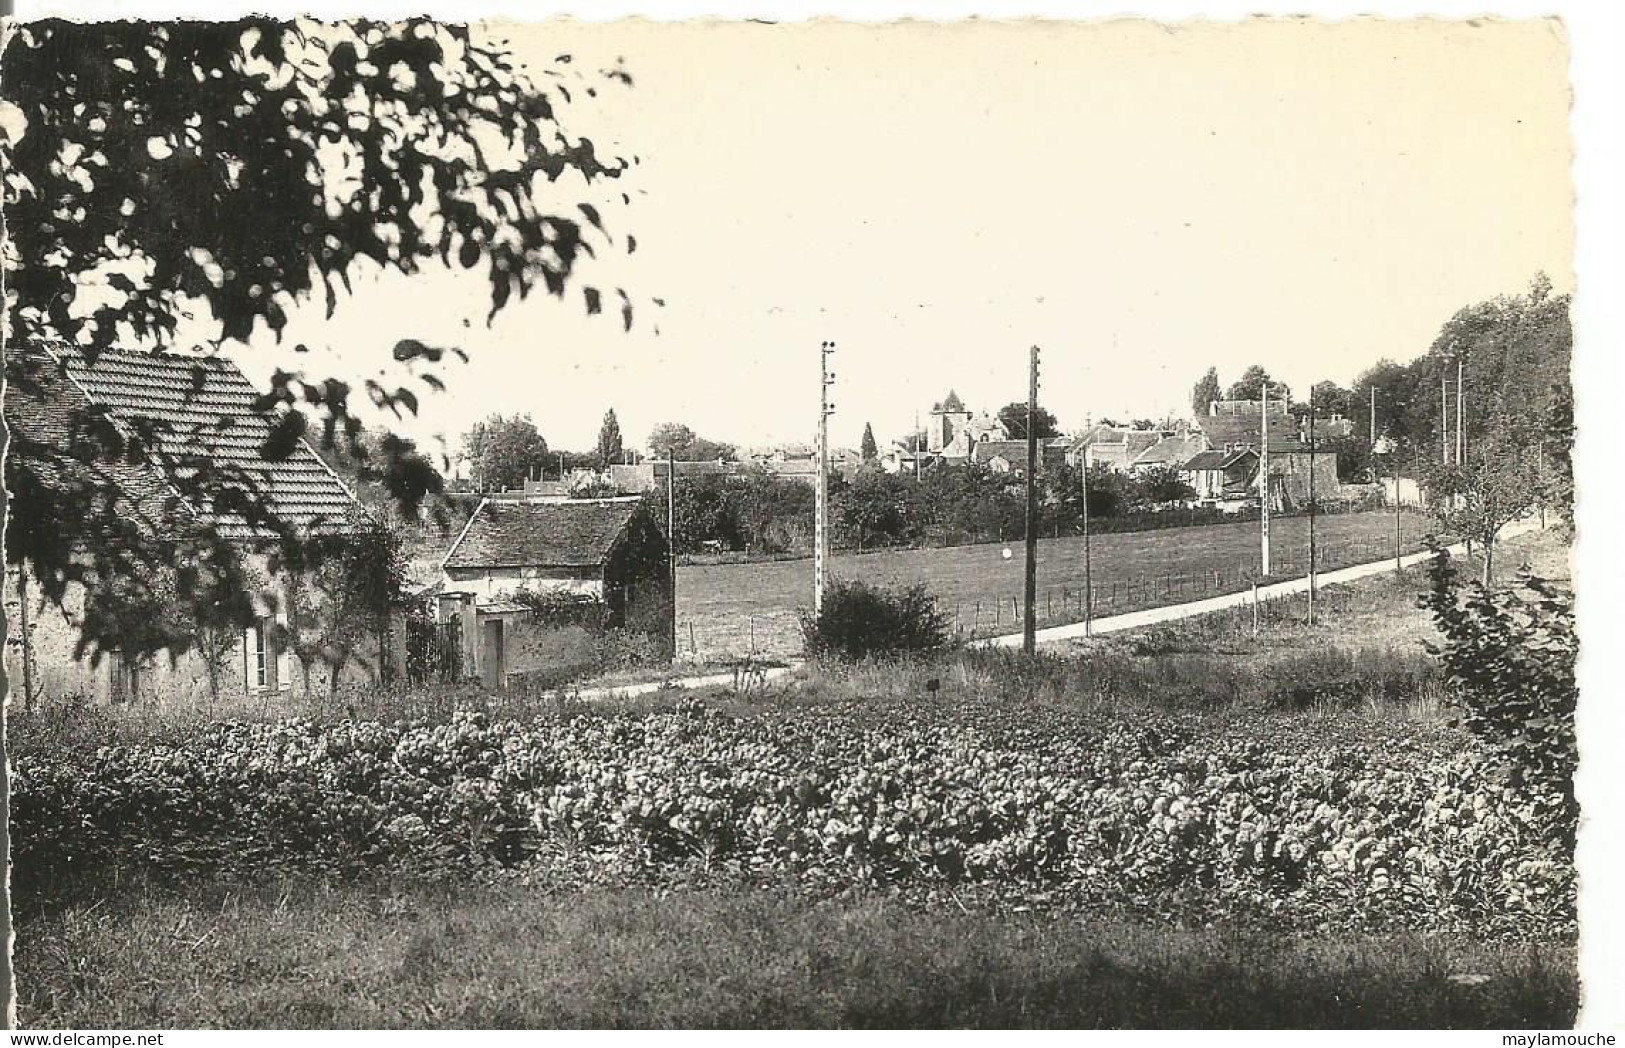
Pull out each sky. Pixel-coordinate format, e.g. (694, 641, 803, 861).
(212, 17, 1574, 463)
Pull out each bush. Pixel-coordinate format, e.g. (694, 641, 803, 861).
(800, 580, 949, 660)
(1424, 549, 1578, 852)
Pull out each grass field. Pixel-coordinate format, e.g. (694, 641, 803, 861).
(16, 877, 1576, 1029)
(678, 507, 1434, 659)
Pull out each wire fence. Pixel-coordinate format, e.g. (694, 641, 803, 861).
(676, 530, 1434, 662)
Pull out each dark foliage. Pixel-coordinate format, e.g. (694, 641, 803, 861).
(1, 17, 638, 657)
(800, 580, 949, 660)
(1424, 548, 1578, 854)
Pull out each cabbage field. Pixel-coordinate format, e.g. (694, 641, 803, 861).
(10, 697, 1574, 939)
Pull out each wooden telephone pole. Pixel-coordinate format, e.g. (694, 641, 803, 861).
(1260, 383, 1272, 575)
(1081, 451, 1094, 638)
(667, 448, 677, 657)
(1022, 345, 1041, 655)
(1307, 392, 1318, 624)
(814, 341, 836, 618)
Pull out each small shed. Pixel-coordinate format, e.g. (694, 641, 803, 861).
(436, 497, 673, 689)
(1182, 447, 1259, 506)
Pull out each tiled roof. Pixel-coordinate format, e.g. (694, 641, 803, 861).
(1181, 450, 1231, 471)
(3, 347, 182, 537)
(7, 344, 363, 540)
(971, 440, 1031, 465)
(1197, 414, 1308, 454)
(442, 498, 643, 570)
(1185, 447, 1260, 471)
(1130, 434, 1207, 468)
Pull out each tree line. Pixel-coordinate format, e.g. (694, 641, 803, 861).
(646, 460, 1205, 557)
(1189, 274, 1573, 576)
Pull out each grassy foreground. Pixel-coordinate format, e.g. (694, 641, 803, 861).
(17, 877, 1576, 1029)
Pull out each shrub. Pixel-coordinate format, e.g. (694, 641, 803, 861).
(1423, 549, 1578, 852)
(800, 580, 949, 660)
(508, 589, 609, 630)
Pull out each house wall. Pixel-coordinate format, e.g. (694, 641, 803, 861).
(605, 510, 676, 661)
(1258, 452, 1343, 509)
(4, 562, 403, 708)
(441, 565, 605, 605)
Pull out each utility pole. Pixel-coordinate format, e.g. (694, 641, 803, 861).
(1455, 355, 1465, 467)
(1081, 456, 1094, 638)
(1394, 440, 1404, 574)
(1307, 391, 1318, 625)
(913, 409, 921, 482)
(1370, 385, 1377, 447)
(815, 340, 835, 618)
(1441, 365, 1450, 465)
(666, 447, 677, 658)
(1260, 383, 1272, 575)
(1022, 345, 1041, 655)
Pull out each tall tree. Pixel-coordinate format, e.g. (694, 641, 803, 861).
(996, 402, 1060, 441)
(462, 414, 549, 491)
(1226, 366, 1291, 404)
(1423, 274, 1572, 574)
(596, 408, 625, 467)
(860, 422, 879, 461)
(1190, 367, 1223, 417)
(1, 18, 640, 658)
(647, 422, 735, 462)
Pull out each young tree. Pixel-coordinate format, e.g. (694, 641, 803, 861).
(173, 531, 264, 703)
(298, 511, 411, 696)
(860, 422, 879, 461)
(2, 19, 643, 667)
(997, 402, 1060, 440)
(1429, 426, 1540, 585)
(1131, 465, 1197, 509)
(1190, 367, 1223, 417)
(596, 409, 625, 467)
(462, 414, 550, 491)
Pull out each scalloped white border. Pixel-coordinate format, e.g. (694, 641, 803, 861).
(4, 0, 1619, 1032)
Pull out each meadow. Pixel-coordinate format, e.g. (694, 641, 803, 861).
(677, 507, 1431, 659)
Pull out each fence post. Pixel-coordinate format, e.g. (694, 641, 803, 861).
(689, 620, 698, 655)
(1251, 583, 1260, 637)
(1011, 596, 1020, 623)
